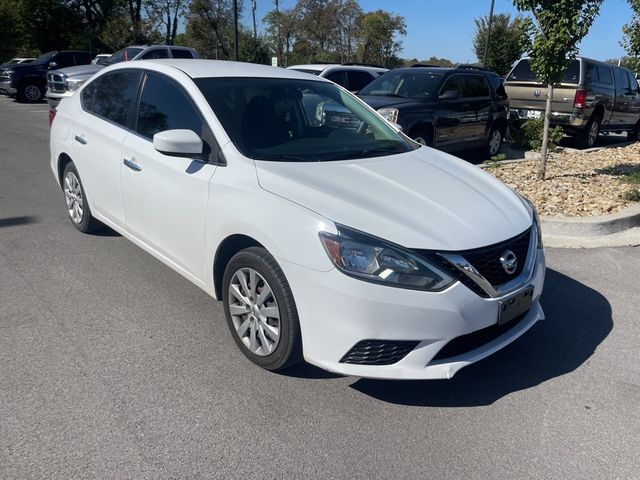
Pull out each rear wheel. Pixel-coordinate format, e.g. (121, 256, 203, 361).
(18, 81, 44, 103)
(62, 162, 102, 233)
(222, 247, 302, 371)
(485, 126, 504, 157)
(575, 114, 601, 149)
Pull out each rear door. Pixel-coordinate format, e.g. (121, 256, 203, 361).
(505, 59, 580, 118)
(120, 71, 217, 281)
(586, 63, 615, 125)
(462, 74, 492, 140)
(613, 67, 640, 128)
(434, 74, 476, 147)
(170, 48, 195, 59)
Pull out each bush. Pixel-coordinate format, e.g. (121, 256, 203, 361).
(623, 189, 640, 202)
(510, 118, 564, 151)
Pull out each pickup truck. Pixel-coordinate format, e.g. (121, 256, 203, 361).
(0, 50, 91, 102)
(46, 45, 198, 109)
(505, 57, 640, 148)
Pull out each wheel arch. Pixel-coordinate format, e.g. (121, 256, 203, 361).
(57, 153, 73, 186)
(213, 234, 265, 300)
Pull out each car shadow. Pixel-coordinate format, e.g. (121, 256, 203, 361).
(280, 361, 344, 380)
(87, 225, 121, 237)
(349, 268, 612, 406)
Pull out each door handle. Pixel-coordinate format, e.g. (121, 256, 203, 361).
(123, 158, 142, 172)
(74, 135, 87, 145)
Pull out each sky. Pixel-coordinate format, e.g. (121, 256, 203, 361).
(249, 0, 633, 63)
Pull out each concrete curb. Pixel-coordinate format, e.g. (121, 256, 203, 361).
(540, 204, 640, 237)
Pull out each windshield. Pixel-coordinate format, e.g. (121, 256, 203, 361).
(195, 77, 416, 162)
(359, 71, 443, 99)
(34, 51, 56, 64)
(104, 47, 143, 65)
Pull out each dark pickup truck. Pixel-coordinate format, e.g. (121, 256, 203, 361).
(0, 50, 92, 103)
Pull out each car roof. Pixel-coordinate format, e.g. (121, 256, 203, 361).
(114, 59, 333, 82)
(288, 64, 339, 72)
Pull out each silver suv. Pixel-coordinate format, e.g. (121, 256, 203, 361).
(46, 45, 198, 108)
(287, 63, 387, 92)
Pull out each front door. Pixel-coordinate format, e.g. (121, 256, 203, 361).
(120, 71, 217, 281)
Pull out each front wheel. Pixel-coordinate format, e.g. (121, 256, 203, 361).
(222, 247, 302, 371)
(18, 82, 44, 103)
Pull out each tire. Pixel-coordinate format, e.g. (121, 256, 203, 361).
(222, 247, 302, 371)
(575, 114, 601, 149)
(61, 162, 102, 233)
(18, 81, 44, 103)
(485, 126, 504, 157)
(410, 126, 433, 146)
(628, 121, 640, 142)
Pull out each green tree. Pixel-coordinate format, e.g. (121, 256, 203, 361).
(145, 0, 189, 45)
(357, 10, 406, 68)
(292, 0, 339, 61)
(263, 7, 297, 66)
(621, 0, 640, 73)
(186, 0, 239, 59)
(336, 0, 363, 63)
(513, 0, 602, 180)
(0, 0, 26, 61)
(473, 13, 530, 75)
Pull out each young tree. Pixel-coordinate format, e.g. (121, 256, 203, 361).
(358, 10, 406, 68)
(621, 0, 640, 73)
(186, 0, 239, 59)
(263, 7, 297, 65)
(473, 13, 530, 75)
(145, 0, 189, 45)
(336, 0, 363, 63)
(513, 0, 602, 180)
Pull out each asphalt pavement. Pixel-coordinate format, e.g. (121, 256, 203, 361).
(1, 95, 639, 480)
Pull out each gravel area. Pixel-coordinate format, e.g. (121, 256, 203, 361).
(487, 142, 640, 217)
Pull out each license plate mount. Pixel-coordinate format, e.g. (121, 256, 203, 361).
(526, 109, 542, 119)
(498, 286, 534, 325)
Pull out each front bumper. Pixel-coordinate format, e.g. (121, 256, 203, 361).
(45, 90, 72, 109)
(281, 246, 546, 380)
(0, 79, 15, 94)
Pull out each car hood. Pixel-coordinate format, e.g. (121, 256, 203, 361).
(255, 148, 531, 250)
(51, 64, 103, 79)
(357, 94, 428, 110)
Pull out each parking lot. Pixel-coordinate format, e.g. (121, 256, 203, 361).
(1, 94, 639, 479)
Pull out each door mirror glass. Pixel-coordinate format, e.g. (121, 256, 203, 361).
(153, 129, 203, 156)
(439, 89, 459, 100)
(48, 62, 57, 69)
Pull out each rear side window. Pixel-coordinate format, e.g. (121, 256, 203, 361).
(614, 67, 630, 94)
(324, 71, 348, 88)
(74, 53, 91, 65)
(507, 59, 580, 84)
(463, 75, 490, 97)
(170, 48, 194, 59)
(440, 75, 464, 98)
(596, 65, 613, 85)
(135, 72, 203, 140)
(346, 71, 374, 92)
(629, 71, 639, 93)
(141, 48, 169, 60)
(54, 52, 75, 68)
(83, 71, 143, 128)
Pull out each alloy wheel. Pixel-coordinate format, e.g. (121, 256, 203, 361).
(488, 130, 502, 156)
(588, 120, 599, 147)
(228, 267, 281, 356)
(64, 171, 83, 224)
(24, 84, 41, 102)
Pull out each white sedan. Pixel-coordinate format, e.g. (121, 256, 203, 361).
(50, 59, 545, 380)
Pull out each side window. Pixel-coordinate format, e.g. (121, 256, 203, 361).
(614, 67, 630, 94)
(629, 71, 640, 93)
(324, 71, 348, 88)
(596, 65, 613, 85)
(89, 71, 143, 127)
(585, 63, 598, 83)
(135, 72, 203, 140)
(74, 53, 91, 65)
(463, 75, 490, 98)
(170, 48, 194, 59)
(346, 71, 374, 92)
(439, 75, 464, 99)
(55, 52, 75, 68)
(141, 48, 169, 60)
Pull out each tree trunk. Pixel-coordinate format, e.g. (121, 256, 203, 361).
(538, 83, 554, 180)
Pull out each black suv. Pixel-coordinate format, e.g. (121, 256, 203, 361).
(356, 66, 509, 155)
(0, 50, 92, 103)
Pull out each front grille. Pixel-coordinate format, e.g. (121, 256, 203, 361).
(47, 73, 67, 93)
(431, 310, 529, 361)
(459, 228, 531, 286)
(340, 339, 419, 365)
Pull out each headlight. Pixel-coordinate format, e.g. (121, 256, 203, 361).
(319, 225, 455, 291)
(518, 194, 543, 248)
(65, 79, 85, 91)
(377, 108, 399, 124)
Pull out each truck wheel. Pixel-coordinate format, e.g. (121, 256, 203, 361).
(575, 114, 601, 149)
(410, 127, 433, 146)
(628, 121, 640, 142)
(18, 81, 44, 103)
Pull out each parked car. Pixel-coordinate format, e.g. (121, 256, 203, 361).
(91, 54, 112, 65)
(45, 45, 198, 109)
(0, 57, 35, 67)
(287, 63, 387, 92)
(505, 57, 640, 148)
(0, 50, 92, 102)
(50, 59, 545, 379)
(353, 65, 510, 156)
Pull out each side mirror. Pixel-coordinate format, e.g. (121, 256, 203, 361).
(439, 89, 460, 101)
(153, 129, 203, 156)
(48, 62, 57, 69)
